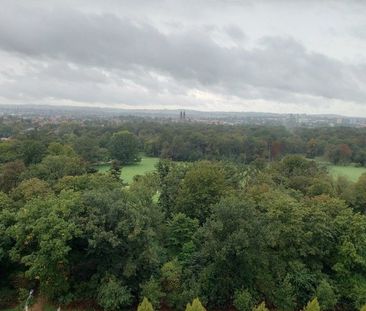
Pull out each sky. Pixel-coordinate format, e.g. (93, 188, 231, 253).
(1, 0, 366, 116)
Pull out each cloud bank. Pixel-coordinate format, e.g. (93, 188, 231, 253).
(1, 0, 366, 116)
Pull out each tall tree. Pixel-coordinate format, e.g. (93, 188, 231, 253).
(109, 130, 140, 164)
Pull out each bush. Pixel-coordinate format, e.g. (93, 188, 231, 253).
(233, 289, 254, 311)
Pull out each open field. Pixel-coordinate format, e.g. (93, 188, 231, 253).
(327, 164, 366, 182)
(313, 158, 366, 182)
(96, 156, 159, 183)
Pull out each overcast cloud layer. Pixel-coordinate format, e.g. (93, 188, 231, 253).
(1, 0, 366, 116)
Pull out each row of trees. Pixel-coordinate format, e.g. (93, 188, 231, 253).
(0, 128, 140, 167)
(2, 118, 366, 167)
(137, 297, 354, 311)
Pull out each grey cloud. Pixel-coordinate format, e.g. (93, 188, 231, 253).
(224, 25, 246, 42)
(0, 1, 366, 109)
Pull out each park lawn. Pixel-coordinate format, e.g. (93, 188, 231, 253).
(96, 156, 159, 184)
(309, 157, 366, 182)
(328, 165, 366, 182)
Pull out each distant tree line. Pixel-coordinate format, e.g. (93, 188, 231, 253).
(1, 118, 366, 166)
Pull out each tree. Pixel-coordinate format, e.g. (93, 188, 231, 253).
(140, 278, 163, 309)
(8, 192, 82, 300)
(0, 160, 26, 193)
(252, 302, 269, 311)
(73, 136, 107, 162)
(157, 160, 189, 217)
(11, 178, 51, 201)
(137, 297, 154, 311)
(175, 161, 227, 223)
(24, 155, 86, 183)
(326, 144, 352, 164)
(97, 276, 132, 311)
(185, 298, 206, 311)
(303, 298, 320, 311)
(348, 173, 366, 213)
(306, 138, 320, 158)
(198, 195, 261, 307)
(47, 142, 76, 157)
(0, 192, 15, 298)
(167, 213, 199, 256)
(110, 160, 122, 181)
(272, 275, 296, 311)
(19, 140, 46, 165)
(0, 140, 18, 164)
(109, 130, 140, 164)
(233, 289, 254, 311)
(161, 260, 182, 308)
(316, 280, 337, 310)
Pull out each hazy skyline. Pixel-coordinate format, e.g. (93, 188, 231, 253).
(1, 0, 366, 116)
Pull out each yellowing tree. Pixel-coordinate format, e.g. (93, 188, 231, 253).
(303, 298, 320, 311)
(137, 297, 154, 311)
(185, 298, 206, 311)
(252, 302, 269, 311)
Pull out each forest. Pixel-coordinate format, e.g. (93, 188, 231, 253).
(0, 117, 366, 311)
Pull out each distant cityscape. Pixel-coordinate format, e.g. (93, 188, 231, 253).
(1, 104, 366, 128)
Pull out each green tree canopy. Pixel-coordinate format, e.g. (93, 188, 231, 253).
(97, 276, 132, 311)
(109, 130, 140, 164)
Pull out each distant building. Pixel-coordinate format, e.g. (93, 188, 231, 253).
(179, 110, 186, 121)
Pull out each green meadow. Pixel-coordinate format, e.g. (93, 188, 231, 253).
(313, 157, 366, 182)
(96, 156, 159, 183)
(327, 164, 366, 182)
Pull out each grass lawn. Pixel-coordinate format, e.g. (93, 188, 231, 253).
(327, 165, 366, 182)
(96, 156, 159, 183)
(310, 157, 366, 182)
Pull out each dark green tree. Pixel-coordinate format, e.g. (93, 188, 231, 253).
(97, 276, 132, 311)
(109, 130, 140, 164)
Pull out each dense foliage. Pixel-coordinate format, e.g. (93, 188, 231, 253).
(0, 117, 365, 310)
